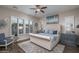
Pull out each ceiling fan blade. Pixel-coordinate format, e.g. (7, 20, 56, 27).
(30, 8, 36, 10)
(40, 10, 45, 13)
(41, 7, 47, 9)
(36, 5, 40, 8)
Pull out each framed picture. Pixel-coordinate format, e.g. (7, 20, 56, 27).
(46, 15, 59, 24)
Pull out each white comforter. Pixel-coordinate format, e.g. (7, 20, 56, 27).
(38, 33, 57, 41)
(29, 33, 59, 50)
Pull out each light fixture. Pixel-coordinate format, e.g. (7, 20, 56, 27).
(36, 9, 40, 12)
(30, 5, 47, 14)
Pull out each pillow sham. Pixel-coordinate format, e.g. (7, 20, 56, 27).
(53, 31, 57, 34)
(49, 30, 57, 34)
(49, 30, 53, 34)
(44, 29, 49, 33)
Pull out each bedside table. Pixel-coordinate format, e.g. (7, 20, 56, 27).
(76, 35, 79, 45)
(60, 32, 77, 47)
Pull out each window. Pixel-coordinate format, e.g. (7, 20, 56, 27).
(18, 18, 24, 34)
(25, 20, 29, 33)
(11, 16, 18, 36)
(11, 16, 33, 35)
(29, 20, 33, 33)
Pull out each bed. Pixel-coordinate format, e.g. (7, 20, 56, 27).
(29, 24, 61, 50)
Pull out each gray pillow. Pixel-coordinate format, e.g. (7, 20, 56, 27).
(44, 29, 49, 33)
(49, 30, 57, 34)
(49, 30, 53, 34)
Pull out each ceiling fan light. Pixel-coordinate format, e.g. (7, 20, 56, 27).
(37, 9, 40, 12)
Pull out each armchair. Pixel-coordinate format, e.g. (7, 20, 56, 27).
(0, 33, 14, 50)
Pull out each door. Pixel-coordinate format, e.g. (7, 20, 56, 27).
(64, 16, 75, 31)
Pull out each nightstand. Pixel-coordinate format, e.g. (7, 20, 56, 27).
(76, 35, 79, 45)
(60, 32, 77, 47)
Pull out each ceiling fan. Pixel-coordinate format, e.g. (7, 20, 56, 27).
(30, 5, 47, 14)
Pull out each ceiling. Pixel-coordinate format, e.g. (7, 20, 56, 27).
(1, 5, 79, 17)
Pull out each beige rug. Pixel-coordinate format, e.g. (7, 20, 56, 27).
(18, 41, 65, 53)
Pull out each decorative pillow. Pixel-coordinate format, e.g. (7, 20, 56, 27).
(41, 30, 45, 33)
(49, 30, 53, 34)
(44, 29, 49, 33)
(53, 31, 57, 34)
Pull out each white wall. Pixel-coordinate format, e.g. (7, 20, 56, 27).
(59, 8, 79, 32)
(39, 8, 79, 32)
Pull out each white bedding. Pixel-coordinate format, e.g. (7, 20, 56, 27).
(30, 24, 61, 50)
(29, 33, 59, 50)
(38, 33, 57, 41)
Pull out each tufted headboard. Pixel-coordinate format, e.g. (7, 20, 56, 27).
(44, 24, 61, 34)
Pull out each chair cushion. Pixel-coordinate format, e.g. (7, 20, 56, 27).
(0, 38, 13, 45)
(6, 38, 13, 43)
(0, 33, 13, 45)
(0, 40, 5, 45)
(0, 33, 5, 40)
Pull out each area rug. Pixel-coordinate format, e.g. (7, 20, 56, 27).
(0, 51, 9, 53)
(18, 41, 65, 53)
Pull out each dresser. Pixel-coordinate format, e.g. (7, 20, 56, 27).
(60, 32, 78, 47)
(76, 35, 79, 45)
